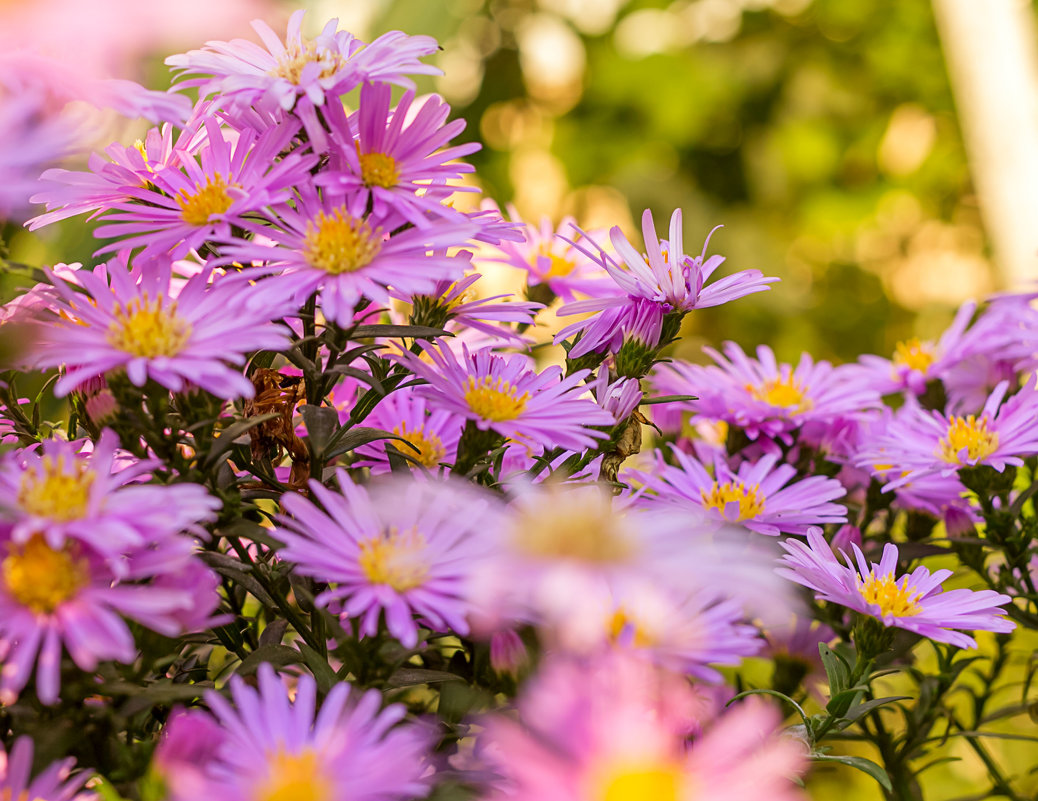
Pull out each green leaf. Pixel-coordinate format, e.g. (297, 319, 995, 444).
(387, 668, 467, 688)
(301, 404, 340, 458)
(325, 426, 414, 461)
(640, 394, 698, 405)
(825, 686, 867, 718)
(202, 413, 280, 469)
(727, 688, 810, 729)
(349, 324, 451, 339)
(296, 642, 338, 694)
(819, 642, 851, 695)
(811, 754, 892, 792)
(838, 695, 912, 726)
(236, 644, 304, 676)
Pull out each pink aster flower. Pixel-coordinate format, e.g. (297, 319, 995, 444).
(0, 430, 219, 562)
(778, 528, 1015, 648)
(161, 665, 430, 801)
(852, 300, 976, 397)
(92, 117, 316, 258)
(661, 343, 882, 443)
(318, 82, 480, 226)
(354, 385, 463, 473)
(395, 343, 615, 452)
(275, 472, 503, 648)
(399, 272, 543, 345)
(555, 209, 777, 354)
(858, 378, 1038, 488)
(483, 208, 615, 303)
(223, 186, 475, 327)
(634, 449, 847, 536)
(0, 736, 93, 801)
(481, 652, 806, 801)
(32, 255, 292, 400)
(0, 531, 198, 703)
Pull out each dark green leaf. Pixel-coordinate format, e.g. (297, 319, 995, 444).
(301, 405, 340, 457)
(297, 642, 338, 693)
(350, 324, 451, 339)
(236, 644, 304, 675)
(728, 688, 810, 729)
(387, 668, 467, 688)
(811, 754, 892, 792)
(819, 642, 851, 695)
(640, 394, 698, 405)
(202, 413, 280, 469)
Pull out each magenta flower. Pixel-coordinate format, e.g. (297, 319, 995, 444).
(555, 209, 777, 354)
(32, 256, 292, 400)
(857, 378, 1038, 488)
(778, 528, 1014, 648)
(0, 532, 200, 703)
(92, 117, 315, 258)
(0, 737, 93, 801)
(482, 206, 613, 302)
(634, 449, 847, 536)
(354, 385, 463, 473)
(319, 82, 480, 226)
(161, 665, 430, 801)
(660, 343, 882, 443)
(275, 472, 502, 647)
(481, 652, 806, 801)
(0, 430, 219, 562)
(223, 186, 475, 326)
(396, 343, 615, 452)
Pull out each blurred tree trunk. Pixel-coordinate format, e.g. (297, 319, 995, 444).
(933, 0, 1038, 290)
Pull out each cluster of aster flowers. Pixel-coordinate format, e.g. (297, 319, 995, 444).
(1, 10, 1036, 801)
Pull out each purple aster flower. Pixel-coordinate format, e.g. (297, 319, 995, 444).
(481, 205, 614, 302)
(0, 430, 219, 563)
(589, 370, 644, 423)
(661, 342, 882, 443)
(318, 82, 480, 226)
(161, 665, 430, 801)
(852, 300, 976, 397)
(858, 377, 1038, 487)
(555, 209, 777, 354)
(275, 472, 503, 647)
(634, 449, 847, 536)
(399, 272, 543, 345)
(354, 385, 464, 473)
(32, 255, 292, 400)
(91, 117, 316, 258)
(778, 528, 1015, 648)
(223, 186, 475, 327)
(28, 125, 181, 231)
(0, 736, 93, 801)
(0, 531, 198, 703)
(395, 343, 615, 452)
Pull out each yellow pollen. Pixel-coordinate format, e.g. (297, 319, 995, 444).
(357, 527, 429, 592)
(107, 297, 192, 358)
(392, 424, 446, 468)
(463, 377, 530, 422)
(598, 762, 683, 801)
(893, 337, 936, 374)
(268, 42, 345, 84)
(700, 481, 765, 521)
(534, 245, 577, 279)
(608, 609, 655, 648)
(938, 415, 999, 465)
(256, 749, 333, 801)
(303, 207, 383, 274)
(859, 573, 923, 618)
(2, 536, 89, 615)
(358, 147, 401, 189)
(748, 374, 813, 414)
(18, 455, 95, 521)
(175, 174, 235, 226)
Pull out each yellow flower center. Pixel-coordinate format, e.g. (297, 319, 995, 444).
(268, 42, 345, 84)
(937, 415, 999, 465)
(893, 337, 936, 374)
(534, 245, 577, 279)
(18, 455, 95, 521)
(512, 493, 637, 564)
(2, 536, 89, 614)
(303, 207, 383, 274)
(748, 375, 813, 414)
(256, 749, 333, 801)
(357, 527, 429, 592)
(608, 608, 655, 648)
(597, 762, 683, 801)
(859, 573, 923, 617)
(700, 480, 765, 521)
(392, 423, 446, 468)
(463, 377, 530, 422)
(107, 297, 192, 358)
(358, 147, 401, 189)
(176, 174, 235, 226)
